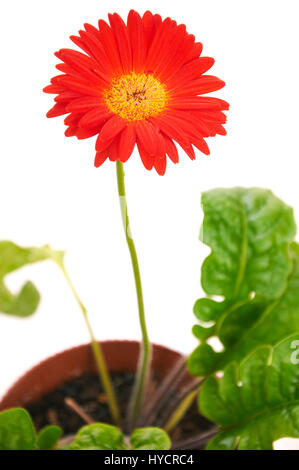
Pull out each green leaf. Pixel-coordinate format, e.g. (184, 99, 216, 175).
(130, 427, 171, 450)
(200, 187, 295, 300)
(188, 188, 297, 376)
(200, 334, 299, 450)
(189, 242, 299, 375)
(68, 424, 171, 451)
(37, 425, 63, 450)
(0, 241, 64, 317)
(0, 408, 36, 450)
(68, 423, 126, 450)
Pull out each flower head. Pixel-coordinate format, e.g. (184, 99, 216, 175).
(44, 10, 228, 175)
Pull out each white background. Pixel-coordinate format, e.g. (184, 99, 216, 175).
(0, 0, 299, 449)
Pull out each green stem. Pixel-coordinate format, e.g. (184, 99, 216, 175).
(164, 389, 198, 433)
(58, 260, 121, 425)
(116, 160, 152, 429)
(164, 378, 204, 432)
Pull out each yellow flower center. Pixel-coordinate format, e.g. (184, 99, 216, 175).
(103, 73, 168, 122)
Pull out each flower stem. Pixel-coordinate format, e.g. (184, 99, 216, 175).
(58, 260, 121, 425)
(116, 160, 152, 429)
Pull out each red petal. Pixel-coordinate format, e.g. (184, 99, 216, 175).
(170, 96, 224, 111)
(135, 120, 158, 156)
(118, 125, 136, 162)
(127, 10, 145, 72)
(173, 76, 225, 96)
(70, 35, 95, 59)
(95, 115, 127, 152)
(196, 110, 227, 124)
(154, 116, 197, 160)
(67, 97, 104, 113)
(137, 140, 155, 170)
(212, 123, 227, 136)
(166, 110, 209, 137)
(46, 103, 67, 118)
(185, 42, 203, 62)
(163, 135, 179, 163)
(166, 57, 215, 87)
(76, 128, 99, 140)
(192, 136, 210, 155)
(146, 18, 174, 71)
(158, 30, 195, 81)
(94, 151, 108, 167)
(79, 107, 112, 128)
(108, 13, 132, 73)
(155, 131, 166, 158)
(56, 48, 98, 70)
(142, 11, 162, 52)
(153, 23, 187, 77)
(55, 48, 106, 85)
(98, 19, 122, 75)
(64, 127, 77, 137)
(154, 155, 167, 175)
(108, 137, 120, 161)
(56, 63, 73, 75)
(55, 91, 81, 104)
(77, 30, 113, 78)
(150, 116, 190, 148)
(201, 121, 227, 136)
(56, 75, 102, 96)
(180, 142, 196, 160)
(64, 113, 83, 126)
(43, 84, 65, 94)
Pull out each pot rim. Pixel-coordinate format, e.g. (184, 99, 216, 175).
(0, 339, 190, 411)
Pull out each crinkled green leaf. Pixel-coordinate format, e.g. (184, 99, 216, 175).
(37, 425, 63, 450)
(192, 324, 216, 341)
(0, 241, 64, 317)
(206, 430, 239, 450)
(200, 187, 295, 300)
(188, 188, 297, 376)
(130, 427, 171, 450)
(200, 334, 299, 450)
(0, 408, 36, 450)
(68, 423, 126, 450)
(189, 242, 299, 375)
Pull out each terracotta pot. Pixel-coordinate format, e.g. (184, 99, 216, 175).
(0, 340, 190, 410)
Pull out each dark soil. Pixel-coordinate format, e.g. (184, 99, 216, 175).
(27, 372, 213, 449)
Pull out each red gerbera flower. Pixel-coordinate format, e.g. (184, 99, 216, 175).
(44, 10, 228, 175)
